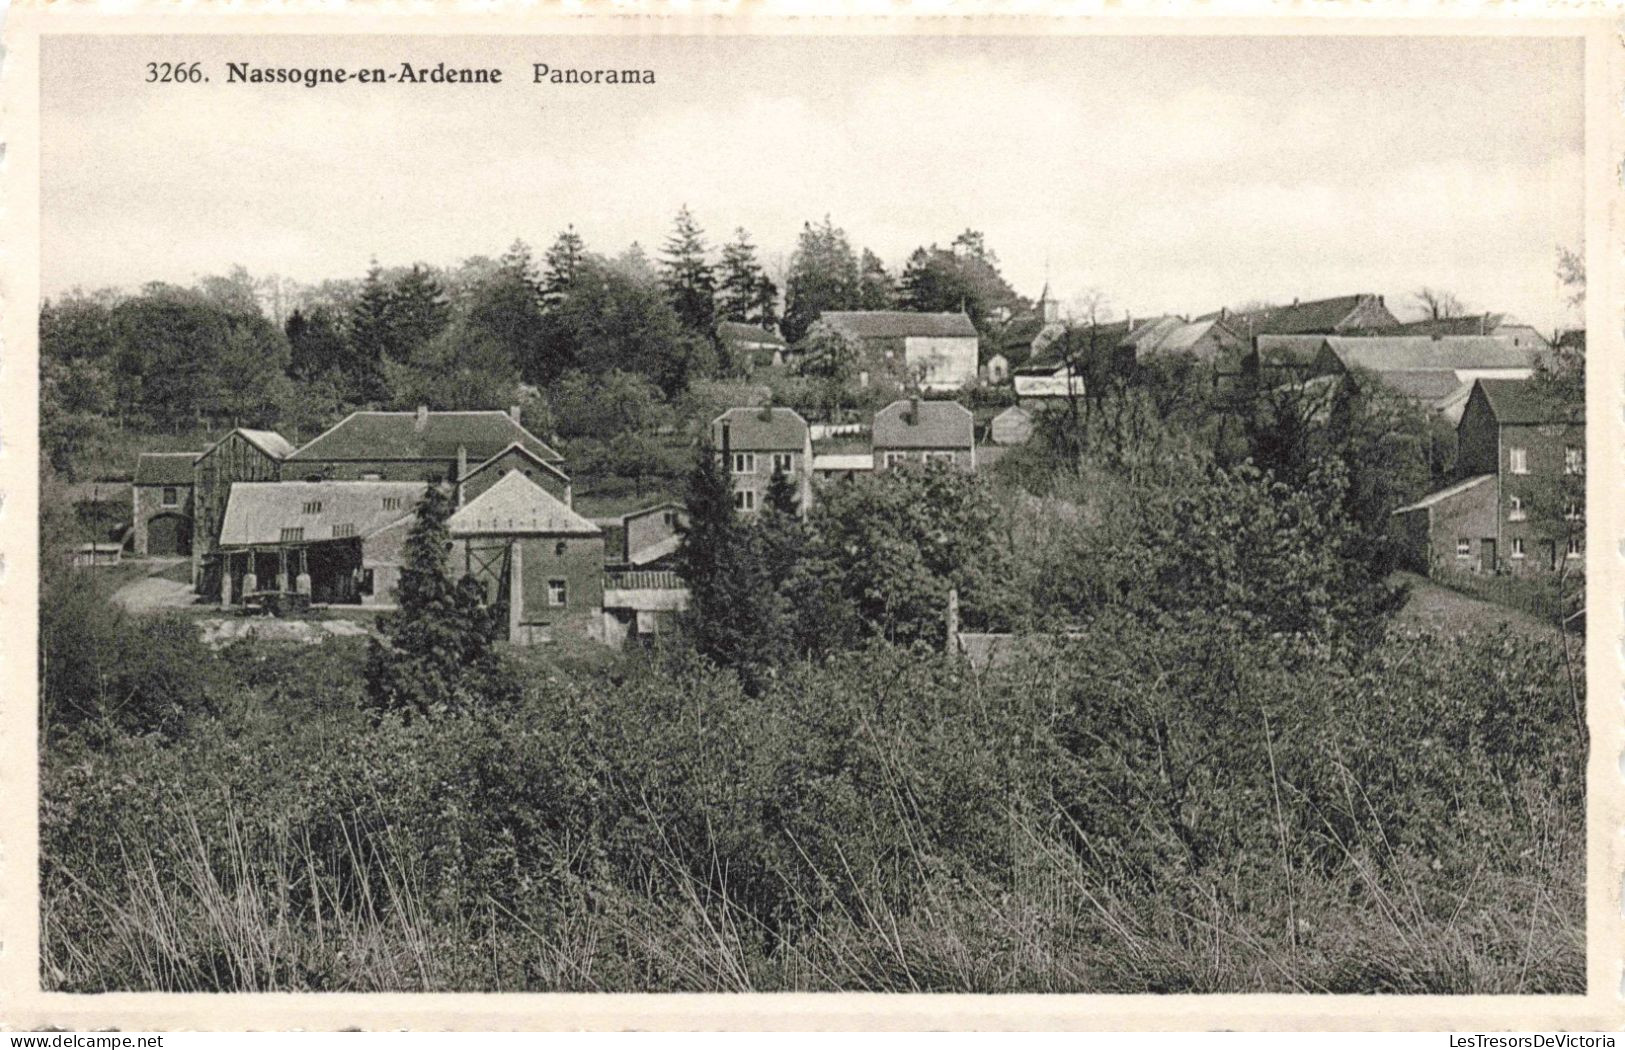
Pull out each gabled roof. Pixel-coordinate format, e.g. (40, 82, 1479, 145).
(1026, 318, 1134, 370)
(288, 410, 562, 464)
(218, 481, 427, 548)
(1203, 294, 1388, 336)
(1371, 369, 1472, 403)
(817, 311, 978, 340)
(1382, 313, 1509, 338)
(1393, 474, 1495, 514)
(716, 320, 786, 347)
(623, 500, 685, 524)
(1117, 316, 1183, 351)
(447, 469, 599, 537)
(459, 442, 571, 485)
(201, 427, 296, 463)
(134, 452, 200, 486)
(1254, 335, 1330, 368)
(1324, 336, 1535, 372)
(872, 399, 975, 450)
(1472, 377, 1584, 425)
(711, 407, 809, 451)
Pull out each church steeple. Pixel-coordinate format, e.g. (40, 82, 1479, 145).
(1038, 281, 1058, 324)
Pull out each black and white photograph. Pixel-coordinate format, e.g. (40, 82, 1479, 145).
(7, 12, 1616, 1030)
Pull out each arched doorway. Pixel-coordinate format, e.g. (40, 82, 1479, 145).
(146, 513, 192, 556)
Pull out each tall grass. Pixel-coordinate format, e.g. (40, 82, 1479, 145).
(41, 622, 1585, 993)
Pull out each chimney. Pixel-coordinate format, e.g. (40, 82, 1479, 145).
(509, 404, 522, 425)
(1292, 297, 1300, 307)
(415, 404, 429, 431)
(758, 402, 773, 422)
(908, 396, 920, 424)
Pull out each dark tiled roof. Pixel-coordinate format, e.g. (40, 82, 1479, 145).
(998, 316, 1047, 350)
(872, 399, 974, 450)
(1475, 378, 1584, 425)
(1202, 294, 1387, 336)
(218, 481, 427, 547)
(717, 321, 786, 347)
(134, 452, 200, 486)
(1381, 314, 1507, 337)
(818, 311, 978, 340)
(1027, 319, 1133, 369)
(288, 411, 562, 464)
(711, 407, 809, 451)
(1325, 336, 1535, 372)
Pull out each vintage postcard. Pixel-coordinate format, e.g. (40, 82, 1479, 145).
(1, 3, 1619, 1032)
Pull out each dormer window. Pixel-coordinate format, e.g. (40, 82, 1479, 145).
(302, 500, 323, 514)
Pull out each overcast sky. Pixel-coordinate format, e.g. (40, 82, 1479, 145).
(42, 32, 1584, 333)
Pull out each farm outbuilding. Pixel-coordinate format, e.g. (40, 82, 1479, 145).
(448, 470, 605, 645)
(215, 480, 427, 606)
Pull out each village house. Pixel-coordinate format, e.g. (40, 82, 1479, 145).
(1379, 312, 1549, 352)
(131, 451, 200, 556)
(1113, 316, 1184, 369)
(448, 470, 605, 645)
(599, 501, 688, 570)
(1310, 335, 1537, 422)
(872, 398, 976, 471)
(1138, 315, 1249, 366)
(810, 311, 980, 392)
(215, 480, 427, 607)
(1392, 378, 1583, 576)
(1202, 293, 1400, 338)
(711, 406, 813, 514)
(284, 405, 568, 503)
(717, 320, 789, 369)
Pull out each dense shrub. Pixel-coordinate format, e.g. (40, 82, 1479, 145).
(42, 613, 1584, 993)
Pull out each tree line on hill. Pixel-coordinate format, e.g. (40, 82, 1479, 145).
(40, 210, 1026, 480)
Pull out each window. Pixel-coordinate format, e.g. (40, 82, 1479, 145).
(382, 496, 403, 511)
(280, 527, 304, 542)
(302, 500, 323, 514)
(731, 452, 756, 474)
(360, 569, 375, 596)
(662, 510, 677, 527)
(733, 490, 756, 511)
(161, 486, 179, 507)
(547, 579, 567, 606)
(1568, 536, 1583, 559)
(772, 453, 794, 474)
(1510, 537, 1525, 559)
(555, 541, 567, 556)
(1564, 445, 1583, 475)
(332, 523, 356, 539)
(361, 473, 383, 482)
(1508, 447, 1528, 474)
(884, 452, 908, 468)
(1508, 496, 1526, 521)
(1456, 538, 1471, 558)
(1565, 501, 1583, 521)
(926, 451, 955, 466)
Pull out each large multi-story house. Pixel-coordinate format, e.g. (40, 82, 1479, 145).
(1392, 378, 1583, 576)
(711, 407, 813, 514)
(872, 398, 975, 472)
(808, 311, 980, 392)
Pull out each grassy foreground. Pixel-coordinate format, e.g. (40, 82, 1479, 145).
(41, 608, 1584, 994)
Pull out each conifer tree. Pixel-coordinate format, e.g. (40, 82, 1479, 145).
(542, 225, 588, 305)
(364, 483, 500, 719)
(717, 228, 769, 324)
(388, 264, 452, 361)
(783, 216, 861, 343)
(348, 262, 395, 402)
(857, 249, 895, 310)
(660, 205, 717, 334)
